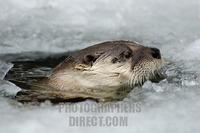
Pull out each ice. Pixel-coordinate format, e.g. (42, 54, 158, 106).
(0, 60, 13, 79)
(0, 60, 20, 96)
(0, 0, 200, 54)
(182, 80, 198, 87)
(0, 80, 21, 97)
(142, 81, 164, 92)
(0, 0, 200, 133)
(182, 39, 200, 60)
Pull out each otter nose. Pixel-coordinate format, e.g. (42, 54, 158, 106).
(151, 48, 161, 59)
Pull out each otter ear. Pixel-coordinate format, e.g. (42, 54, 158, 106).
(83, 55, 97, 65)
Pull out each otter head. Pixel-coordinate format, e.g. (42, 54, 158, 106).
(47, 41, 164, 101)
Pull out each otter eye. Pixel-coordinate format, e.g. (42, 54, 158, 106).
(84, 55, 96, 65)
(111, 57, 118, 63)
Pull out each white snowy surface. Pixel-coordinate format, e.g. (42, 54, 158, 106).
(180, 39, 200, 60)
(0, 0, 200, 133)
(0, 61, 13, 79)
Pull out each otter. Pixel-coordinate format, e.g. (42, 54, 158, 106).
(15, 41, 164, 103)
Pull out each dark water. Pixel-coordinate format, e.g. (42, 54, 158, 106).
(3, 52, 67, 82)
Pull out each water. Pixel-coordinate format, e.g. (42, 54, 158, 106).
(0, 0, 200, 133)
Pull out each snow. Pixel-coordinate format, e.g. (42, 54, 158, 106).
(0, 61, 13, 79)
